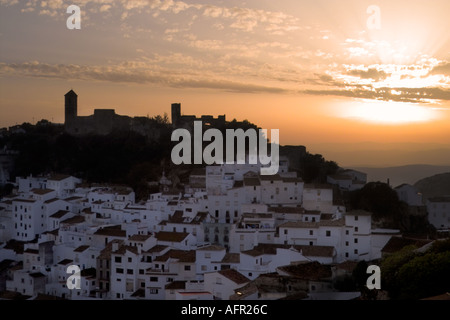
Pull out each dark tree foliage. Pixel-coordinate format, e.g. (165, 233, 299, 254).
(381, 239, 450, 300)
(352, 260, 369, 290)
(2, 117, 262, 201)
(297, 153, 339, 183)
(3, 121, 173, 200)
(346, 181, 435, 233)
(346, 182, 405, 227)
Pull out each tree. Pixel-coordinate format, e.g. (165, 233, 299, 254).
(348, 182, 404, 227)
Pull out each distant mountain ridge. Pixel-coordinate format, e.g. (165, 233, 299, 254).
(350, 165, 450, 188)
(414, 172, 450, 201)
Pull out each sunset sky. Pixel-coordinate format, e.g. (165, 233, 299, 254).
(0, 0, 449, 166)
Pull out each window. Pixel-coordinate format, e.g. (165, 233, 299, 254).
(309, 230, 313, 235)
(215, 210, 219, 218)
(354, 238, 358, 244)
(309, 241, 313, 246)
(248, 273, 252, 277)
(116, 293, 120, 299)
(201, 265, 207, 271)
(128, 257, 132, 263)
(205, 253, 211, 259)
(150, 288, 158, 294)
(354, 249, 358, 254)
(115, 256, 122, 263)
(167, 278, 174, 282)
(355, 227, 359, 232)
(127, 269, 133, 275)
(345, 252, 349, 258)
(139, 269, 144, 275)
(116, 268, 124, 274)
(355, 215, 359, 221)
(345, 241, 349, 246)
(284, 229, 288, 235)
(184, 265, 191, 271)
(326, 230, 331, 237)
(305, 217, 308, 221)
(345, 230, 349, 235)
(141, 282, 145, 288)
(150, 277, 158, 282)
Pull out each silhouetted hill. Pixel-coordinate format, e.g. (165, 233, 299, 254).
(351, 165, 450, 188)
(414, 172, 450, 201)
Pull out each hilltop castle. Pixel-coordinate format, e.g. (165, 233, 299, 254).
(64, 90, 243, 136)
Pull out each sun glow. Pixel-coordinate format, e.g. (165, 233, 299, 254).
(340, 100, 438, 124)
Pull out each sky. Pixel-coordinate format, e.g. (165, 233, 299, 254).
(0, 0, 449, 166)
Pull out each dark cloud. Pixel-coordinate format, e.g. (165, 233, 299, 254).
(430, 62, 450, 76)
(347, 68, 389, 81)
(0, 61, 287, 94)
(305, 73, 346, 87)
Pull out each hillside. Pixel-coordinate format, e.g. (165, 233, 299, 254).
(414, 172, 450, 201)
(351, 165, 450, 188)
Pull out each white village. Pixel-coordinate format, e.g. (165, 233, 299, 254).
(0, 157, 414, 301)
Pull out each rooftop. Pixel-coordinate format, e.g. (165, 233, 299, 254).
(61, 215, 85, 225)
(74, 245, 89, 253)
(146, 245, 169, 254)
(153, 249, 196, 263)
(279, 218, 345, 229)
(155, 231, 189, 243)
(277, 262, 332, 280)
(197, 245, 226, 251)
(128, 234, 152, 242)
(48, 174, 72, 181)
(50, 210, 69, 219)
(217, 269, 250, 285)
(31, 188, 55, 195)
(94, 225, 126, 238)
(381, 236, 432, 254)
(57, 259, 73, 265)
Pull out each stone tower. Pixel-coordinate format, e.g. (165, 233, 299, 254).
(65, 89, 78, 125)
(171, 103, 181, 127)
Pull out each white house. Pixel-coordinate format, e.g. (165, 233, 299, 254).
(195, 245, 226, 277)
(110, 244, 140, 300)
(426, 196, 450, 229)
(395, 184, 423, 206)
(204, 269, 250, 300)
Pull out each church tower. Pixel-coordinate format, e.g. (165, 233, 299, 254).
(65, 90, 78, 125)
(171, 103, 181, 127)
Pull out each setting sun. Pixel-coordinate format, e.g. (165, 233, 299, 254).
(339, 100, 438, 124)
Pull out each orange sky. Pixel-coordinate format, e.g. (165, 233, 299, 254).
(0, 0, 449, 166)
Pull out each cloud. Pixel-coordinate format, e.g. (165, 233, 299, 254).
(0, 61, 287, 94)
(430, 62, 450, 76)
(347, 68, 389, 81)
(302, 86, 450, 103)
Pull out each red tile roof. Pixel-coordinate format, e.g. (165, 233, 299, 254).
(155, 231, 189, 243)
(217, 269, 250, 285)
